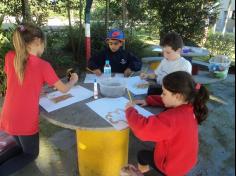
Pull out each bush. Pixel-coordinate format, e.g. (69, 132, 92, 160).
(0, 30, 13, 96)
(148, 0, 219, 45)
(125, 33, 149, 58)
(204, 32, 235, 63)
(90, 22, 107, 55)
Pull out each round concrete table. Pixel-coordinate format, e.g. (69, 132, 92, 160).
(40, 81, 162, 176)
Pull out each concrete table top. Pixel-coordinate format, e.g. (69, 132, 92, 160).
(40, 81, 163, 131)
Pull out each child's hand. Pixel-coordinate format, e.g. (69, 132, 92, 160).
(134, 99, 148, 107)
(124, 68, 132, 77)
(125, 102, 135, 110)
(140, 73, 148, 80)
(94, 69, 102, 76)
(70, 73, 79, 84)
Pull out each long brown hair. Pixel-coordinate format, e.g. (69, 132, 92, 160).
(13, 23, 45, 84)
(163, 71, 209, 124)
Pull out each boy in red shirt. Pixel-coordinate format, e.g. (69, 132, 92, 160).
(125, 71, 209, 176)
(0, 24, 78, 175)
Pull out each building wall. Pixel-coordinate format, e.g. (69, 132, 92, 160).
(215, 0, 235, 33)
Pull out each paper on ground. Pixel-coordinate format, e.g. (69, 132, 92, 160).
(125, 76, 149, 95)
(40, 85, 93, 112)
(86, 97, 153, 130)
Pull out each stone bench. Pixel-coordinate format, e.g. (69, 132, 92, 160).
(142, 56, 210, 67)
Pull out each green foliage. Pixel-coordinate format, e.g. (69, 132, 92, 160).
(204, 32, 235, 63)
(148, 0, 220, 45)
(125, 33, 149, 58)
(0, 0, 50, 25)
(0, 29, 13, 96)
(91, 22, 107, 54)
(44, 27, 70, 50)
(43, 28, 75, 69)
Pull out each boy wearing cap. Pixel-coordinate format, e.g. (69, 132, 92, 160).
(88, 29, 142, 77)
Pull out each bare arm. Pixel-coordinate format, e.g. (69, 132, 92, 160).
(54, 73, 78, 93)
(140, 73, 157, 80)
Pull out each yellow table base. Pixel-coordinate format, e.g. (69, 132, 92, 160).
(76, 128, 129, 176)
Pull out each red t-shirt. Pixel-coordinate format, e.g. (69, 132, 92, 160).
(125, 95, 199, 176)
(0, 51, 59, 135)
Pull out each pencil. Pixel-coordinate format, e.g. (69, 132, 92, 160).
(86, 67, 96, 74)
(129, 72, 135, 77)
(127, 89, 133, 103)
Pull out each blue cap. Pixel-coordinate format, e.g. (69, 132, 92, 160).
(107, 29, 125, 41)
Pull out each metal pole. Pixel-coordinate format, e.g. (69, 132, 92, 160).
(85, 0, 93, 63)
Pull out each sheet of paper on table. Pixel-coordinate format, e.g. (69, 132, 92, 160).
(84, 74, 102, 83)
(84, 73, 124, 83)
(40, 85, 93, 112)
(86, 97, 153, 130)
(125, 76, 149, 95)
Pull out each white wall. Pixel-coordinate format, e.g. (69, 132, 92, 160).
(215, 0, 235, 33)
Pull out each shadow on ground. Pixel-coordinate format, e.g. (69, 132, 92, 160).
(8, 75, 236, 176)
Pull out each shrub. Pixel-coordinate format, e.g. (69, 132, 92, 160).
(204, 32, 235, 63)
(0, 30, 13, 96)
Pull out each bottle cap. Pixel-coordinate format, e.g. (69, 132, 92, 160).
(105, 60, 109, 65)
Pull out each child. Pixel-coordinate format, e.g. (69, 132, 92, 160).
(88, 29, 142, 77)
(125, 71, 209, 176)
(140, 32, 192, 95)
(0, 24, 78, 175)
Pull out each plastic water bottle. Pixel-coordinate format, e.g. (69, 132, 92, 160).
(104, 60, 111, 78)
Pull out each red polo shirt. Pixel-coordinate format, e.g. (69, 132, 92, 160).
(0, 51, 59, 135)
(126, 95, 199, 176)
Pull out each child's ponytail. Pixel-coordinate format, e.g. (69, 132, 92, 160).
(193, 84, 209, 124)
(13, 27, 28, 84)
(12, 24, 45, 84)
(163, 71, 210, 125)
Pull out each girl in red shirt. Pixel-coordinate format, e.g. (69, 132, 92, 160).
(125, 71, 209, 176)
(0, 24, 78, 175)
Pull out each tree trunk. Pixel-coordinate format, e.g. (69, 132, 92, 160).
(122, 0, 126, 31)
(77, 0, 83, 60)
(122, 0, 126, 49)
(67, 0, 76, 61)
(105, 0, 110, 33)
(21, 0, 32, 23)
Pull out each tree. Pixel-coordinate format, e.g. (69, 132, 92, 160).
(21, 0, 32, 22)
(0, 0, 50, 26)
(148, 0, 220, 45)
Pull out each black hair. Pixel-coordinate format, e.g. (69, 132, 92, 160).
(160, 31, 184, 51)
(163, 71, 209, 124)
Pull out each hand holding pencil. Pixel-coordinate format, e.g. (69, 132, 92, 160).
(86, 67, 102, 76)
(125, 89, 135, 110)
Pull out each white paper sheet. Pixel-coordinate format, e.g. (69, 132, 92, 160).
(125, 76, 149, 95)
(86, 97, 153, 130)
(84, 73, 125, 83)
(84, 74, 102, 83)
(40, 85, 93, 112)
